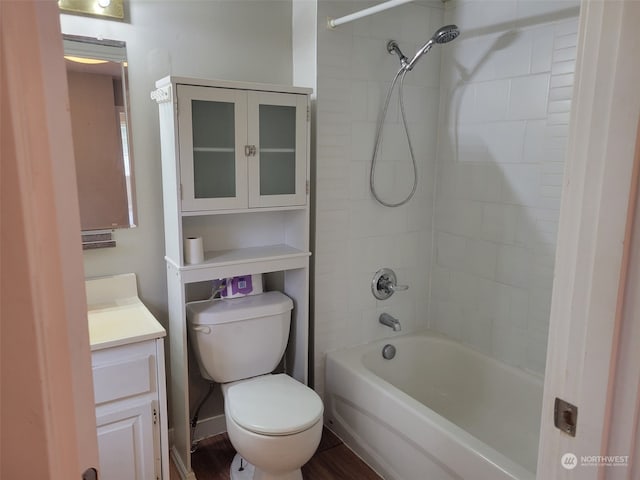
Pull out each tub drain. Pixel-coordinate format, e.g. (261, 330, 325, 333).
(382, 344, 396, 360)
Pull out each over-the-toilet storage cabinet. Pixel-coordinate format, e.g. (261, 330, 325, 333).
(152, 77, 312, 478)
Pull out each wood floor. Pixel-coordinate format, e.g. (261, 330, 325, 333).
(170, 427, 381, 480)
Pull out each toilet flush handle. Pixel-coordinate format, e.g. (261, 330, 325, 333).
(192, 325, 211, 334)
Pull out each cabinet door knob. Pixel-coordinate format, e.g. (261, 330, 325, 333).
(244, 145, 251, 157)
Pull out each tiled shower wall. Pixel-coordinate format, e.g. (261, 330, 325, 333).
(429, 0, 580, 374)
(313, 0, 445, 395)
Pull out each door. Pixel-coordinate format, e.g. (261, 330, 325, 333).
(177, 85, 248, 211)
(247, 91, 307, 208)
(2, 2, 100, 480)
(96, 401, 157, 480)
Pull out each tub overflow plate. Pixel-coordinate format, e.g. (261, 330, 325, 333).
(382, 344, 396, 360)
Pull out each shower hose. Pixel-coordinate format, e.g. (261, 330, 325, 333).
(370, 67, 418, 208)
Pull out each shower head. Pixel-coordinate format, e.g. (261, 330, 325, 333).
(433, 24, 460, 44)
(405, 24, 460, 71)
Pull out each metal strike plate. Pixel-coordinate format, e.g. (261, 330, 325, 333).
(554, 397, 578, 437)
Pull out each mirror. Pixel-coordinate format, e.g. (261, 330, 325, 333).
(63, 34, 137, 231)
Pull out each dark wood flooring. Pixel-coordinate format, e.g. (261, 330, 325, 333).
(173, 427, 381, 480)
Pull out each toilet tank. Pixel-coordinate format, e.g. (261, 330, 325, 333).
(186, 291, 293, 383)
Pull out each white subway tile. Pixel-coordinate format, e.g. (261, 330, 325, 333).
(316, 272, 349, 313)
(481, 203, 518, 243)
(555, 17, 580, 36)
(551, 59, 575, 76)
(508, 74, 550, 120)
(496, 244, 532, 288)
(475, 80, 510, 122)
(552, 46, 577, 63)
(517, 0, 576, 19)
(351, 121, 375, 161)
(547, 99, 572, 114)
(431, 265, 452, 300)
(465, 238, 498, 279)
(400, 4, 435, 44)
(492, 326, 527, 368)
(432, 299, 463, 340)
(484, 121, 527, 164)
(549, 73, 574, 89)
(555, 32, 578, 50)
(548, 85, 573, 101)
(458, 163, 504, 203)
(500, 163, 542, 207)
(461, 314, 493, 354)
(522, 120, 548, 163)
(367, 81, 399, 123)
(436, 231, 467, 270)
(531, 25, 555, 73)
(350, 81, 368, 121)
(434, 199, 484, 237)
(490, 31, 532, 79)
(546, 112, 570, 125)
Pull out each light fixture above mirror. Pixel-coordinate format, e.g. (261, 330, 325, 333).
(58, 0, 124, 20)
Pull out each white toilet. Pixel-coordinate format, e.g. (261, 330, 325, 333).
(187, 291, 324, 480)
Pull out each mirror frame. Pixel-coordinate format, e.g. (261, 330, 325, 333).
(63, 34, 138, 233)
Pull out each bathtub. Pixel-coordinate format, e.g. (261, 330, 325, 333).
(324, 331, 543, 480)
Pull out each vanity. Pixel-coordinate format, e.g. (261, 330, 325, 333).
(86, 273, 169, 480)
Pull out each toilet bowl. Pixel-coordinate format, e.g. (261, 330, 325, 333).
(223, 375, 323, 480)
(186, 292, 324, 479)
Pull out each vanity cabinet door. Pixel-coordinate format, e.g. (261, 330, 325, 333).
(247, 91, 308, 208)
(96, 400, 159, 480)
(177, 85, 248, 211)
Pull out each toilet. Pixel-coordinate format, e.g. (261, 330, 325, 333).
(187, 291, 324, 480)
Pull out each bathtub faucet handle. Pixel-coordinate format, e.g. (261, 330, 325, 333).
(372, 268, 409, 300)
(389, 283, 409, 292)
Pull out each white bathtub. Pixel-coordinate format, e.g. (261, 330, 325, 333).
(324, 331, 543, 480)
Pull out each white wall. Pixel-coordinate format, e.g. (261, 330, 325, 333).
(61, 0, 292, 319)
(313, 0, 444, 395)
(429, 0, 580, 375)
(61, 0, 293, 424)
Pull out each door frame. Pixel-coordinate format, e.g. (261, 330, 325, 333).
(538, 0, 640, 477)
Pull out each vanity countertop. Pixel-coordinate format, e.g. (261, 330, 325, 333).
(86, 273, 166, 351)
(88, 298, 166, 351)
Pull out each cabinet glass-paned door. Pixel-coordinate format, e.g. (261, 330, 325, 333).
(248, 91, 307, 207)
(178, 85, 247, 211)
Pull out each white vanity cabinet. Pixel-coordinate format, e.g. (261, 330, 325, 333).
(86, 274, 169, 480)
(92, 340, 166, 480)
(175, 83, 308, 212)
(152, 77, 312, 480)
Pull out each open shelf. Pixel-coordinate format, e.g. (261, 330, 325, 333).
(167, 244, 310, 283)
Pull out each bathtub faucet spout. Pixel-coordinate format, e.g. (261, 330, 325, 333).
(379, 313, 401, 332)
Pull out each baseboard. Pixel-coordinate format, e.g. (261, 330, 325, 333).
(170, 445, 197, 480)
(193, 414, 227, 441)
(168, 414, 227, 449)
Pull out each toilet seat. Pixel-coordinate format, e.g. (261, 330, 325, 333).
(226, 374, 323, 436)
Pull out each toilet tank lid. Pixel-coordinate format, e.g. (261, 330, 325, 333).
(226, 374, 324, 436)
(187, 291, 293, 325)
